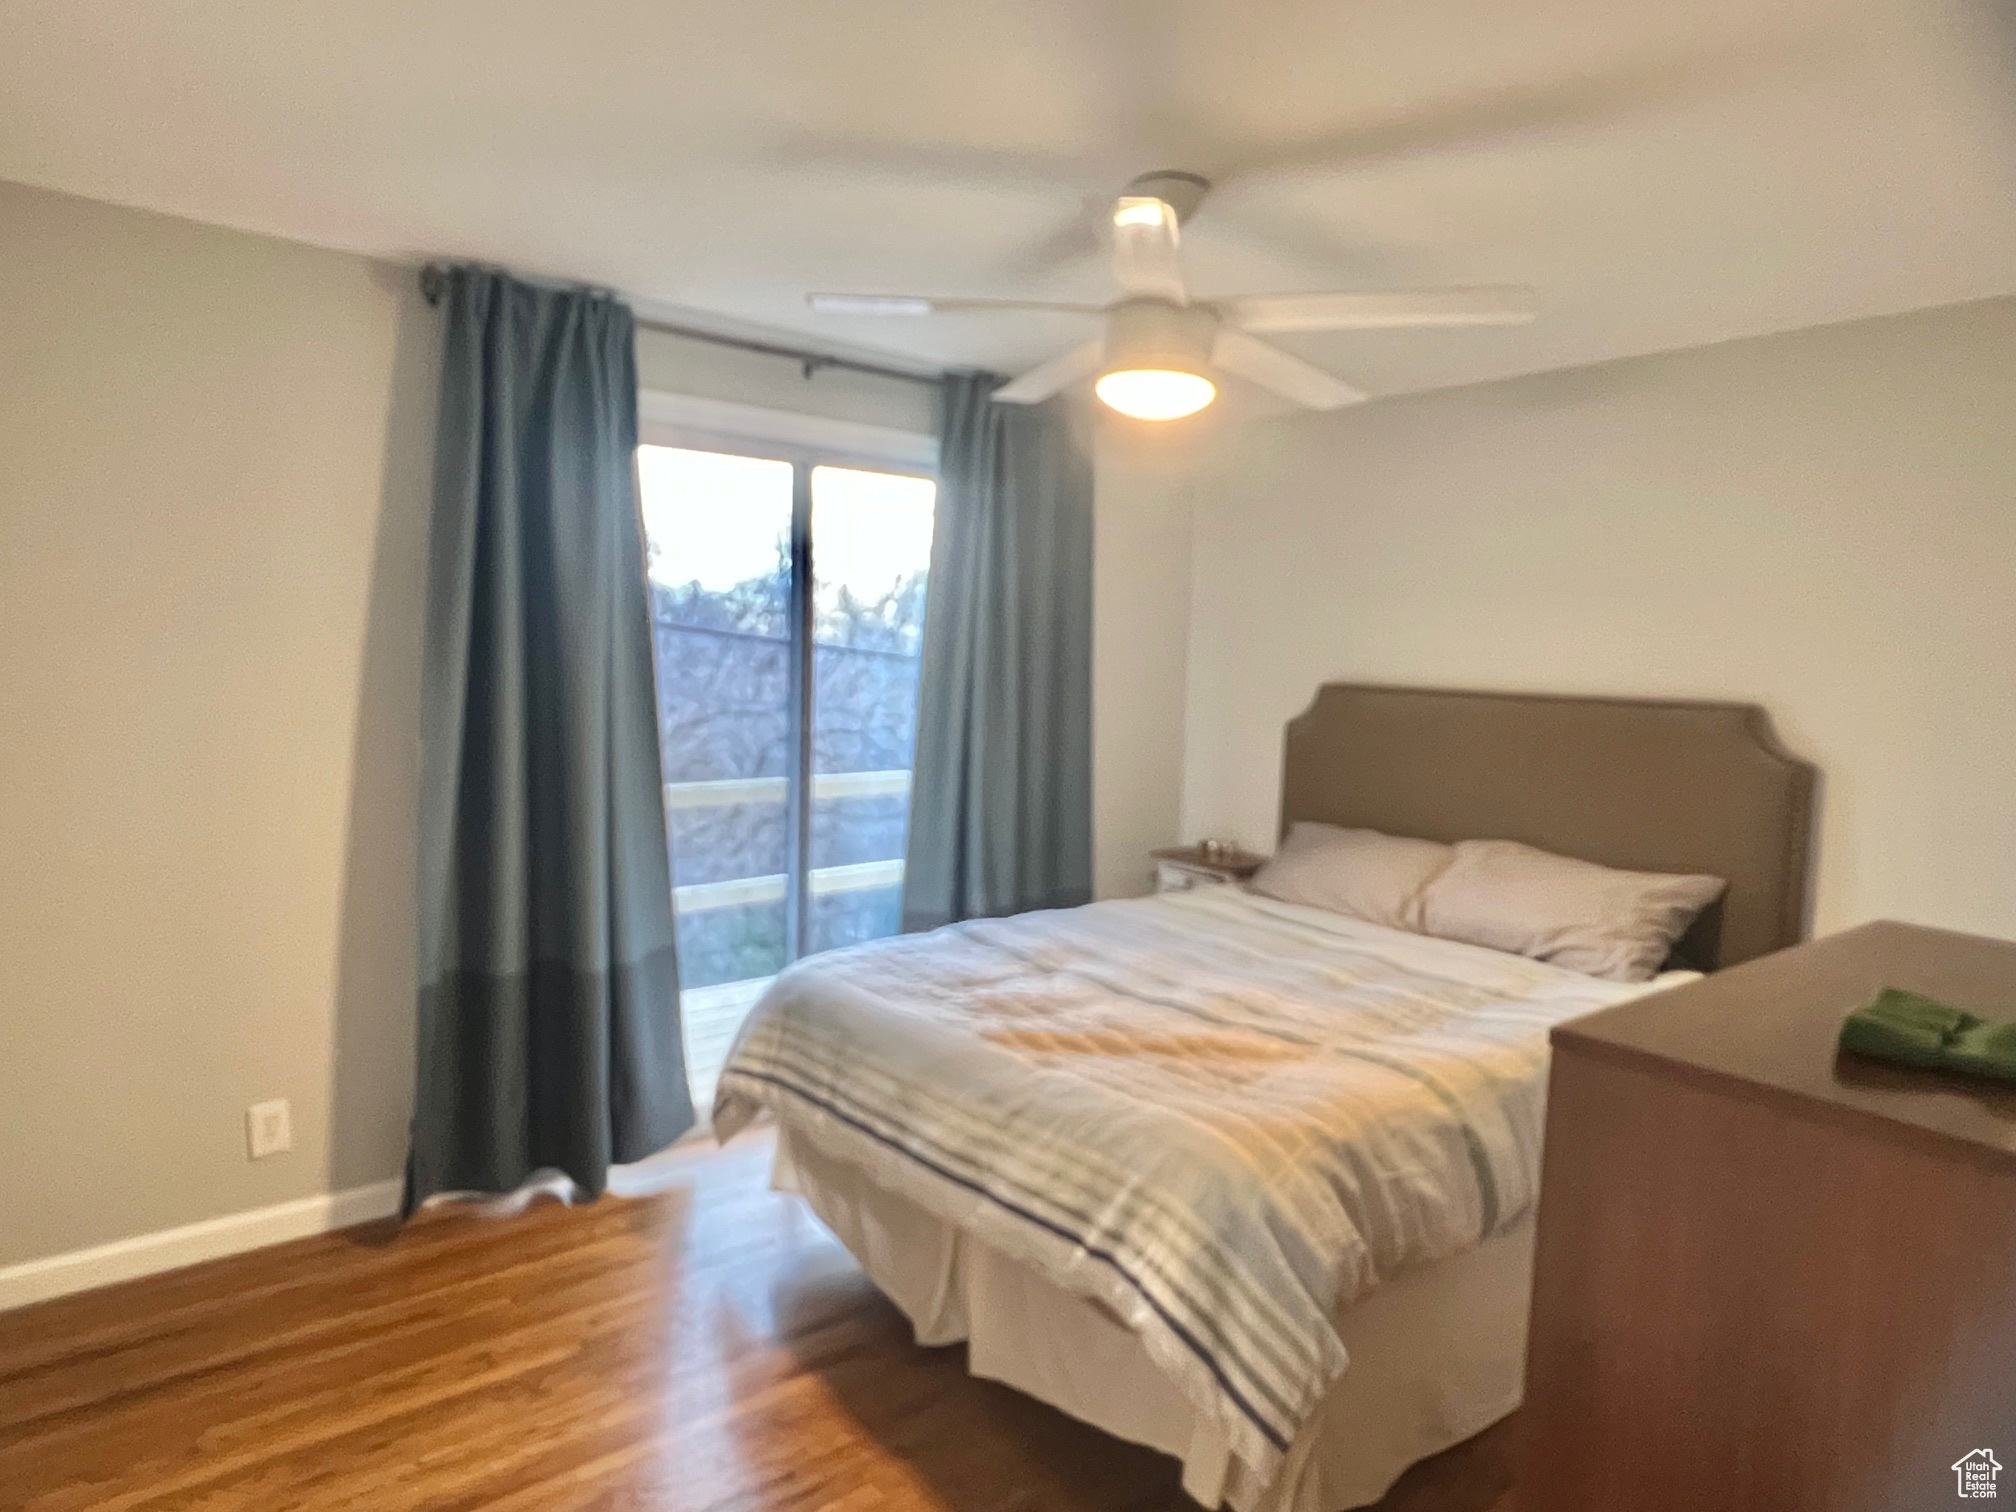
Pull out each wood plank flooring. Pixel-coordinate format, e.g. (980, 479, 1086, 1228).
(0, 1132, 1516, 1512)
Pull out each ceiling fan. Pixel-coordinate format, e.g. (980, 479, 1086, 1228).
(809, 170, 1533, 421)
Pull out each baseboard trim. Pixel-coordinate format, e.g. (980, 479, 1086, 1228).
(0, 1179, 404, 1314)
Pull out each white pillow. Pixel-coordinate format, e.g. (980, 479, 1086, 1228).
(1249, 823, 1455, 931)
(1416, 839, 1725, 982)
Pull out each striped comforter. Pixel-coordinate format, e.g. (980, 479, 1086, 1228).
(713, 887, 1668, 1485)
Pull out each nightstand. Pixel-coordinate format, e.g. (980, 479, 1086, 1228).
(1150, 844, 1267, 894)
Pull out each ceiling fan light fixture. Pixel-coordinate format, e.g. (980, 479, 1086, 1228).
(1096, 298, 1219, 420)
(1095, 367, 1216, 421)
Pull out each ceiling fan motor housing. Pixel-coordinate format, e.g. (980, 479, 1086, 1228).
(1103, 298, 1218, 375)
(1123, 170, 1211, 224)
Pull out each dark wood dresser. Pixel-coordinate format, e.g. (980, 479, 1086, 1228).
(1521, 921, 2016, 1512)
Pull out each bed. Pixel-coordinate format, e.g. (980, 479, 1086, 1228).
(713, 683, 1816, 1512)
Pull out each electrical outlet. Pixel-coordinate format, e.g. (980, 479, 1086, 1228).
(246, 1099, 292, 1160)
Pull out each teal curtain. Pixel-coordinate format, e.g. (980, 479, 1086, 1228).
(405, 266, 691, 1215)
(902, 374, 1094, 931)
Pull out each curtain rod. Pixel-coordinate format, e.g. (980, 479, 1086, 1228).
(418, 262, 941, 388)
(633, 315, 944, 389)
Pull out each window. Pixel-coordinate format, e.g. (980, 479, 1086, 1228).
(637, 432, 934, 1107)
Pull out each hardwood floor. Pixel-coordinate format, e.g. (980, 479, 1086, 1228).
(0, 1132, 1516, 1512)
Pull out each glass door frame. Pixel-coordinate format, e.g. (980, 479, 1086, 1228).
(638, 419, 935, 964)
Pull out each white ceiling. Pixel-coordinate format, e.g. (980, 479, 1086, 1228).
(3, 0, 2014, 398)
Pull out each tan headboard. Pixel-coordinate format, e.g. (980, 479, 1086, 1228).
(1280, 684, 1817, 971)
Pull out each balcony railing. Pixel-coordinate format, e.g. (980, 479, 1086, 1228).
(663, 767, 911, 810)
(665, 769, 909, 914)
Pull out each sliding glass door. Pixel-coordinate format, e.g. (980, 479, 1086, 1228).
(637, 442, 934, 1105)
(808, 464, 936, 953)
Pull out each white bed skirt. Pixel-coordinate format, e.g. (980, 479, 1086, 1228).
(773, 1125, 1531, 1512)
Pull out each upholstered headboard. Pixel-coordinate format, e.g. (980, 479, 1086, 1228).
(1280, 684, 1818, 971)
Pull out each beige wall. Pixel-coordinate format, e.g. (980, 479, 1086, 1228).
(1181, 298, 2016, 941)
(0, 181, 440, 1266)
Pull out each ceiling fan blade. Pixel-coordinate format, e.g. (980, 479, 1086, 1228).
(1217, 28, 1813, 184)
(1219, 287, 1536, 333)
(1111, 198, 1187, 303)
(1211, 204, 1402, 286)
(995, 199, 1108, 284)
(761, 132, 1089, 189)
(992, 342, 1105, 405)
(809, 294, 1104, 318)
(1211, 328, 1367, 410)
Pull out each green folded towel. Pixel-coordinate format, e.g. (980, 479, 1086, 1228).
(1839, 987, 2016, 1085)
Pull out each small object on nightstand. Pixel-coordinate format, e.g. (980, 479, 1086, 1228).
(1151, 842, 1267, 894)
